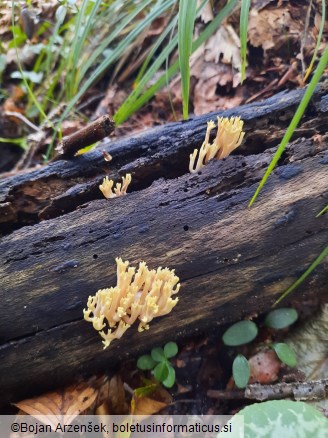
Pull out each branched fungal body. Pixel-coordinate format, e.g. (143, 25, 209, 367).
(189, 116, 245, 173)
(84, 258, 180, 349)
(99, 174, 131, 199)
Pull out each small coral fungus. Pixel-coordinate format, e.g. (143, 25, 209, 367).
(83, 258, 180, 349)
(189, 116, 245, 173)
(99, 174, 131, 199)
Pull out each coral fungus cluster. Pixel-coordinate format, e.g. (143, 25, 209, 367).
(99, 174, 131, 199)
(189, 116, 245, 173)
(84, 258, 180, 349)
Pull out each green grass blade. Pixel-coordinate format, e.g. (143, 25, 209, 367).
(274, 246, 328, 305)
(65, 0, 89, 97)
(68, 0, 103, 96)
(304, 0, 325, 82)
(134, 13, 179, 87)
(61, 0, 175, 122)
(240, 0, 250, 83)
(114, 0, 238, 124)
(316, 204, 328, 217)
(77, 0, 170, 85)
(249, 44, 328, 207)
(11, 1, 52, 126)
(0, 137, 27, 150)
(114, 33, 179, 124)
(178, 0, 197, 119)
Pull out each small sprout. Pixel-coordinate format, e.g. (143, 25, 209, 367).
(84, 258, 180, 349)
(99, 174, 131, 199)
(264, 308, 298, 329)
(272, 343, 297, 367)
(137, 342, 178, 388)
(189, 116, 245, 173)
(233, 354, 250, 389)
(222, 320, 258, 346)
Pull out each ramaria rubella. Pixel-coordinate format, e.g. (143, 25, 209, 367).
(99, 173, 131, 199)
(189, 116, 245, 173)
(83, 258, 180, 349)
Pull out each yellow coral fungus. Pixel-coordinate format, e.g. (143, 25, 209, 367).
(99, 174, 131, 199)
(83, 258, 180, 349)
(189, 116, 245, 173)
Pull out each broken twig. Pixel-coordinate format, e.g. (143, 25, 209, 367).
(55, 115, 115, 157)
(207, 379, 328, 402)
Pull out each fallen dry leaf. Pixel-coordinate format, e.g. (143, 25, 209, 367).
(248, 4, 310, 61)
(14, 378, 101, 429)
(133, 396, 168, 416)
(101, 375, 130, 415)
(132, 383, 172, 416)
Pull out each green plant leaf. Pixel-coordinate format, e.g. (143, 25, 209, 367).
(164, 342, 178, 359)
(178, 0, 197, 119)
(275, 246, 328, 305)
(137, 355, 156, 370)
(272, 343, 297, 367)
(134, 382, 158, 398)
(264, 308, 298, 330)
(114, 0, 238, 125)
(232, 354, 250, 389)
(249, 43, 328, 207)
(304, 0, 325, 82)
(317, 204, 328, 217)
(229, 400, 328, 438)
(162, 364, 176, 388)
(0, 137, 27, 150)
(222, 320, 258, 346)
(151, 347, 166, 362)
(239, 0, 250, 83)
(153, 361, 169, 382)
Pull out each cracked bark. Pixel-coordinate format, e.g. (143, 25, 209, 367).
(0, 83, 327, 405)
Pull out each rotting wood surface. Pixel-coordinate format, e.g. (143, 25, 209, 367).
(0, 84, 328, 405)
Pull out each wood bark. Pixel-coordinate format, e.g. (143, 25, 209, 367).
(0, 83, 328, 406)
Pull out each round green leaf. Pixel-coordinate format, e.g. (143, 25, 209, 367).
(151, 347, 166, 362)
(232, 354, 250, 389)
(264, 308, 298, 329)
(137, 355, 156, 370)
(228, 400, 328, 438)
(164, 342, 178, 359)
(153, 361, 169, 382)
(162, 365, 176, 388)
(272, 343, 297, 367)
(222, 320, 258, 346)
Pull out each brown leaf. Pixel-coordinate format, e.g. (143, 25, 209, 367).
(133, 396, 168, 416)
(106, 375, 129, 415)
(132, 383, 172, 416)
(14, 380, 100, 429)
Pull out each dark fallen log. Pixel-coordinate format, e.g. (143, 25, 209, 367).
(1, 81, 328, 234)
(0, 84, 328, 406)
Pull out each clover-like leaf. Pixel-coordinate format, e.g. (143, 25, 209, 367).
(272, 343, 297, 367)
(264, 308, 298, 329)
(222, 320, 258, 346)
(153, 361, 169, 383)
(151, 347, 166, 362)
(137, 355, 157, 370)
(232, 354, 250, 389)
(164, 342, 178, 359)
(162, 365, 176, 388)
